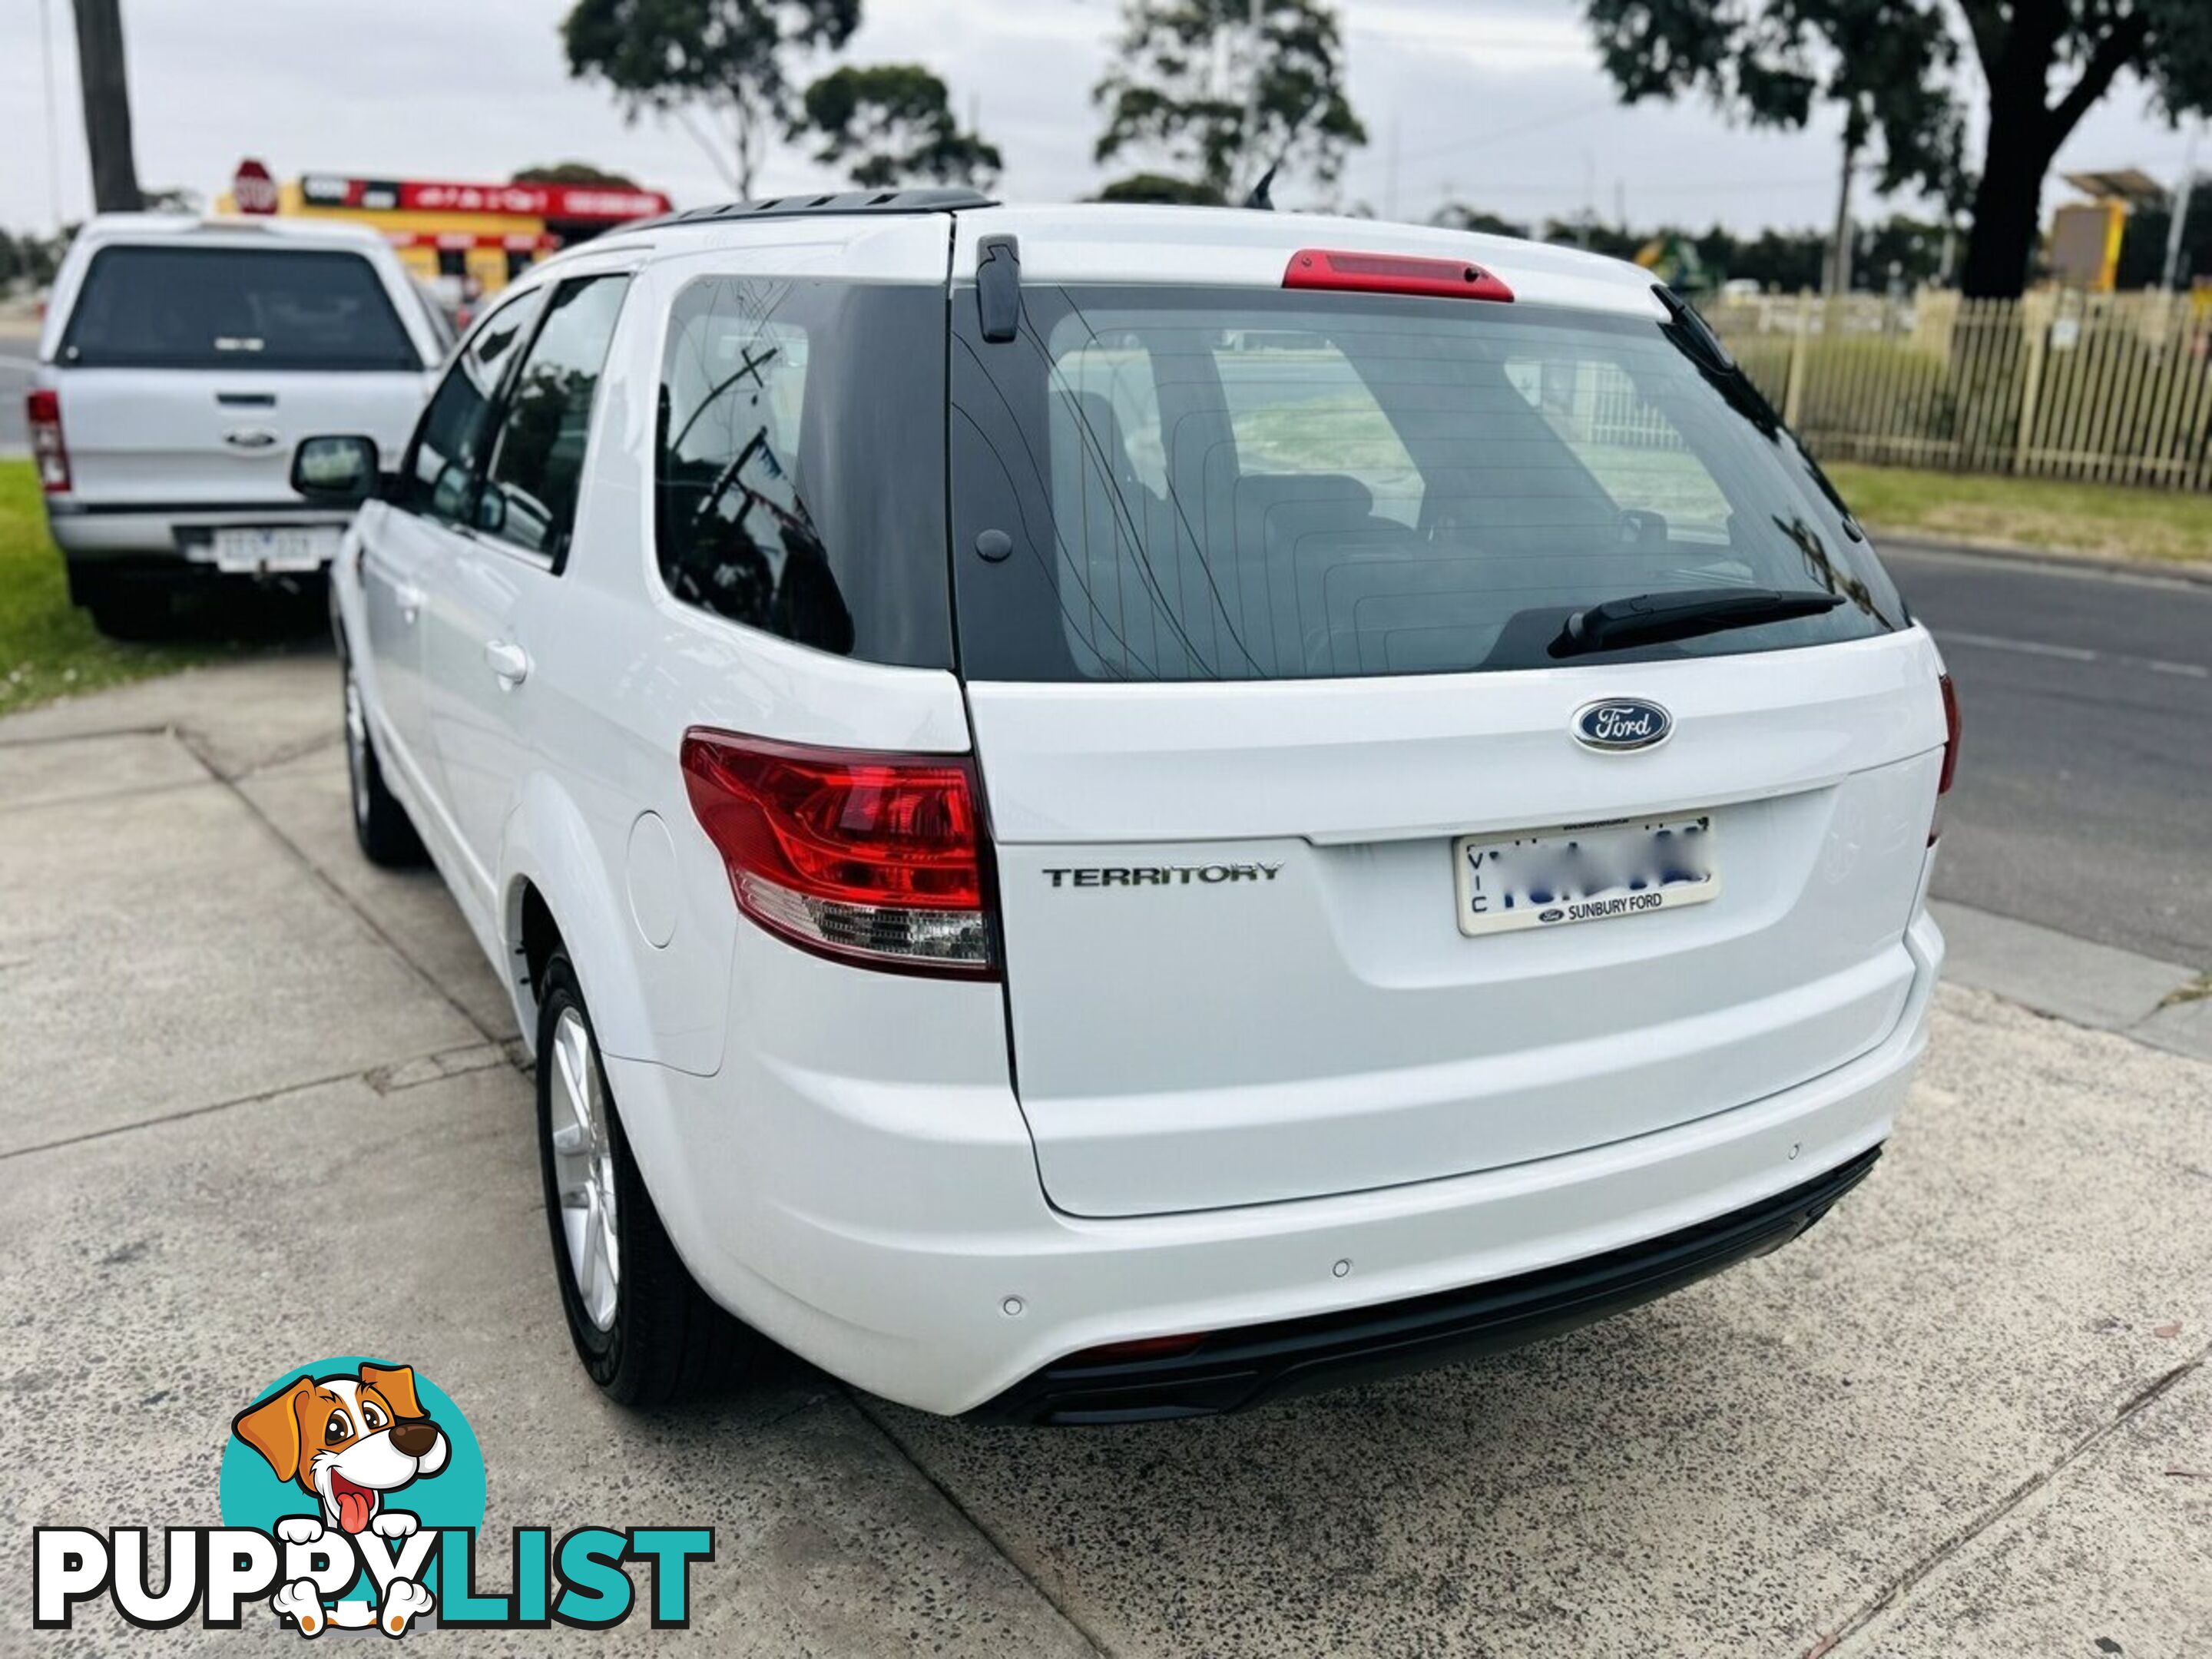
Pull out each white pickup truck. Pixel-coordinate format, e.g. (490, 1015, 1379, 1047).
(28, 214, 449, 637)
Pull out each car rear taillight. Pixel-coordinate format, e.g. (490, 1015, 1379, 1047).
(1066, 1333, 1209, 1366)
(680, 729, 998, 979)
(1283, 248, 1514, 303)
(1929, 673, 1960, 845)
(26, 389, 69, 493)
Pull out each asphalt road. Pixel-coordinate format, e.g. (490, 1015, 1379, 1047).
(1887, 544, 2212, 968)
(0, 330, 35, 452)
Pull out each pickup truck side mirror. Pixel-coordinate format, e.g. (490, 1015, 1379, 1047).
(290, 435, 385, 507)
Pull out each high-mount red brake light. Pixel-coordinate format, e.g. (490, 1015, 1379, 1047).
(1283, 249, 1515, 303)
(1929, 674, 1961, 845)
(680, 729, 998, 979)
(26, 389, 69, 493)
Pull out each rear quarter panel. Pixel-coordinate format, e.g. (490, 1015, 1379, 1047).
(494, 239, 972, 1073)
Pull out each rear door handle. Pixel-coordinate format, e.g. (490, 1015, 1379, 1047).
(483, 639, 530, 687)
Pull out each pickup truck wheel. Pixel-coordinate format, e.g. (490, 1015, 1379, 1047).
(535, 953, 764, 1406)
(343, 660, 426, 868)
(84, 583, 176, 642)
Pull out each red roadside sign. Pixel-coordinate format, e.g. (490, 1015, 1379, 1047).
(233, 159, 279, 215)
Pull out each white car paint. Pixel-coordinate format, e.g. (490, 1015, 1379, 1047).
(336, 200, 1949, 1415)
(34, 215, 443, 567)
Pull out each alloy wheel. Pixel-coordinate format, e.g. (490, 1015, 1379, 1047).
(548, 1006, 621, 1331)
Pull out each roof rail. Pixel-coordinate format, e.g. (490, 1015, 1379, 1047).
(628, 187, 997, 232)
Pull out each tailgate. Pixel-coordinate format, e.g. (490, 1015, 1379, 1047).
(54, 368, 427, 507)
(974, 630, 1946, 1217)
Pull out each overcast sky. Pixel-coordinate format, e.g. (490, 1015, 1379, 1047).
(6, 0, 2201, 240)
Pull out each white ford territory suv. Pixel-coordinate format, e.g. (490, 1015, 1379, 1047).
(296, 191, 1956, 1421)
(30, 214, 448, 637)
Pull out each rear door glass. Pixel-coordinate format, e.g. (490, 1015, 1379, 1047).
(60, 245, 422, 371)
(474, 274, 630, 561)
(949, 286, 1901, 682)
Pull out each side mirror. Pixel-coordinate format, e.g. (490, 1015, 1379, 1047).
(290, 435, 382, 506)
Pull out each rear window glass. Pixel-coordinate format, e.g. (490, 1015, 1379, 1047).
(60, 244, 422, 372)
(654, 277, 952, 669)
(949, 286, 1901, 682)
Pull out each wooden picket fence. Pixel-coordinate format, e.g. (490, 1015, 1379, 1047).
(1703, 290, 2212, 491)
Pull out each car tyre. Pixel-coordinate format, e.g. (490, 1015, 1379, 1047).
(534, 952, 765, 1406)
(342, 654, 427, 868)
(83, 581, 176, 642)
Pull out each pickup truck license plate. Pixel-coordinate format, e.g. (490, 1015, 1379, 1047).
(207, 526, 342, 574)
(1454, 814, 1719, 937)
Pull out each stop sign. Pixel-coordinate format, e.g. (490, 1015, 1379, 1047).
(233, 159, 279, 215)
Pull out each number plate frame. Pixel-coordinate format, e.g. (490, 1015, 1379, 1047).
(1453, 813, 1720, 938)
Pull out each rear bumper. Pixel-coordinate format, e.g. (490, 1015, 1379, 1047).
(972, 1145, 1880, 1424)
(611, 906, 1942, 1417)
(45, 499, 353, 561)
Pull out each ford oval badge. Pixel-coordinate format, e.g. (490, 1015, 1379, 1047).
(1572, 698, 1672, 752)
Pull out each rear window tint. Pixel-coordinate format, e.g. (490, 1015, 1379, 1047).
(654, 277, 952, 670)
(949, 286, 1902, 683)
(60, 244, 422, 372)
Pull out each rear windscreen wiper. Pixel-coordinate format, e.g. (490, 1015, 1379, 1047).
(1552, 587, 1846, 659)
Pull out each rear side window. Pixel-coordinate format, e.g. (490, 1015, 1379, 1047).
(60, 245, 422, 371)
(475, 275, 630, 562)
(655, 276, 952, 669)
(949, 286, 1902, 682)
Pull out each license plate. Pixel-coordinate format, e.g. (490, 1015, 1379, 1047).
(1454, 813, 1720, 937)
(206, 526, 341, 574)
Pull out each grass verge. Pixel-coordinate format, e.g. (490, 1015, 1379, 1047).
(1826, 462, 2212, 568)
(0, 459, 243, 717)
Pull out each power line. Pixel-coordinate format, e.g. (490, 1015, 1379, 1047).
(1389, 95, 1622, 172)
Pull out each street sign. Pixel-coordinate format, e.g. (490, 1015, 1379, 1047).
(233, 159, 279, 215)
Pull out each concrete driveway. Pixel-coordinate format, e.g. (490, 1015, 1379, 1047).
(3, 648, 2207, 1657)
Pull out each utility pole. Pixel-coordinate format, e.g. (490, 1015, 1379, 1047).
(71, 0, 142, 213)
(1826, 118, 1860, 296)
(1240, 0, 1264, 201)
(38, 0, 65, 227)
(2163, 123, 2200, 293)
(1384, 115, 1399, 222)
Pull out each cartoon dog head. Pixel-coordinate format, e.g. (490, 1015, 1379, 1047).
(232, 1363, 449, 1535)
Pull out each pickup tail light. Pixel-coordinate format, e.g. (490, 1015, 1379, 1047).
(27, 389, 69, 493)
(680, 730, 998, 979)
(1283, 248, 1514, 303)
(1929, 673, 1960, 845)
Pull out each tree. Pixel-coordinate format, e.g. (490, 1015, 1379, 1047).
(1095, 172, 1227, 204)
(513, 162, 644, 188)
(71, 0, 142, 212)
(1583, 0, 2212, 300)
(1432, 204, 1531, 238)
(1952, 0, 2212, 296)
(797, 65, 1002, 189)
(561, 0, 860, 197)
(1093, 0, 1366, 205)
(141, 186, 202, 215)
(1585, 0, 1965, 295)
